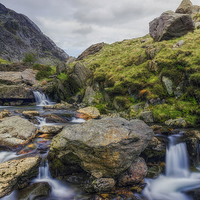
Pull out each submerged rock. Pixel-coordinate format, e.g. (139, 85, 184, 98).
(17, 182, 51, 200)
(0, 156, 40, 198)
(48, 117, 154, 178)
(0, 116, 38, 150)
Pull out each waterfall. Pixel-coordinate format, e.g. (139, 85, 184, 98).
(33, 91, 52, 106)
(143, 135, 200, 200)
(33, 157, 75, 198)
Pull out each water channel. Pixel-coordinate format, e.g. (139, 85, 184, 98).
(1, 92, 200, 199)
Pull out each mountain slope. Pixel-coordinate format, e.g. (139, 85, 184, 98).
(0, 3, 69, 65)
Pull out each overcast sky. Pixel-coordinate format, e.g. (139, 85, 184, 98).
(0, 0, 199, 57)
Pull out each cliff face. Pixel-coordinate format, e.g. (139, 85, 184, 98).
(0, 3, 69, 65)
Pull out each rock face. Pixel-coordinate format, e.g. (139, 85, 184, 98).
(0, 116, 38, 150)
(0, 3, 68, 65)
(0, 156, 40, 198)
(0, 72, 22, 85)
(175, 0, 193, 14)
(68, 62, 92, 92)
(48, 117, 154, 178)
(0, 85, 35, 106)
(149, 11, 195, 42)
(76, 42, 105, 61)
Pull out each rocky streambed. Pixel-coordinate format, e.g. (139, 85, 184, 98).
(1, 103, 200, 200)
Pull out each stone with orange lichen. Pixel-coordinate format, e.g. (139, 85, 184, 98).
(76, 106, 100, 120)
(0, 156, 41, 198)
(0, 116, 37, 151)
(48, 117, 153, 178)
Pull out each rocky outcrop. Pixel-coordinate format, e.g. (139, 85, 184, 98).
(0, 116, 38, 150)
(0, 109, 10, 119)
(175, 0, 193, 14)
(48, 117, 154, 178)
(76, 42, 105, 61)
(0, 3, 68, 65)
(149, 11, 195, 42)
(0, 72, 22, 85)
(0, 85, 35, 106)
(68, 62, 92, 92)
(0, 156, 40, 198)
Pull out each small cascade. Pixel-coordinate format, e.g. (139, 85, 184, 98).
(70, 117, 85, 123)
(143, 135, 200, 200)
(0, 151, 18, 164)
(36, 116, 47, 128)
(33, 157, 75, 199)
(33, 91, 52, 106)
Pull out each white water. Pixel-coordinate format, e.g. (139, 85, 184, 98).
(71, 117, 85, 123)
(33, 91, 52, 106)
(33, 159, 75, 199)
(0, 151, 18, 164)
(143, 135, 200, 200)
(36, 116, 47, 128)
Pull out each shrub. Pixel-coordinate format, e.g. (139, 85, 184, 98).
(23, 53, 36, 64)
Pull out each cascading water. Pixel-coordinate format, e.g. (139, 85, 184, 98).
(33, 156, 75, 199)
(0, 151, 18, 164)
(143, 135, 200, 200)
(33, 91, 52, 106)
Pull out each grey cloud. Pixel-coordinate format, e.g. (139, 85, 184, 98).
(73, 26, 93, 35)
(0, 0, 200, 57)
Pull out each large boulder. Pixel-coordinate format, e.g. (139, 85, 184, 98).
(149, 11, 195, 42)
(0, 116, 38, 150)
(175, 0, 193, 14)
(48, 117, 154, 178)
(0, 156, 40, 198)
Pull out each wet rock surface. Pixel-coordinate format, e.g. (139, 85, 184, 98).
(39, 125, 64, 135)
(118, 157, 148, 187)
(0, 116, 38, 150)
(48, 117, 154, 178)
(0, 156, 41, 198)
(17, 182, 51, 200)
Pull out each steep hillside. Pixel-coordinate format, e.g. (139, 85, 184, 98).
(0, 3, 68, 65)
(67, 28, 200, 126)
